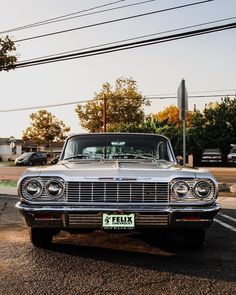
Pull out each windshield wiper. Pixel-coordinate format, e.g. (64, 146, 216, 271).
(111, 153, 158, 161)
(154, 159, 175, 168)
(63, 154, 87, 160)
(63, 154, 104, 161)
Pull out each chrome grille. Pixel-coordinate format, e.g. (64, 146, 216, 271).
(68, 213, 169, 228)
(67, 182, 169, 203)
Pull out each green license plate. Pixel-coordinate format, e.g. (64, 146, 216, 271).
(102, 213, 135, 229)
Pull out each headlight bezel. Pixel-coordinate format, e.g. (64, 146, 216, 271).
(171, 180, 190, 200)
(170, 178, 216, 203)
(22, 178, 43, 199)
(193, 180, 212, 199)
(20, 176, 66, 202)
(45, 179, 65, 199)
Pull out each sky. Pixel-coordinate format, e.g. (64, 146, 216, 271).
(0, 0, 236, 139)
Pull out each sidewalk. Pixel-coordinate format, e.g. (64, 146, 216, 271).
(0, 187, 17, 195)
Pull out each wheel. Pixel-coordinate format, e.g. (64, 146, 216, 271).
(182, 229, 205, 249)
(28, 160, 33, 166)
(30, 228, 53, 248)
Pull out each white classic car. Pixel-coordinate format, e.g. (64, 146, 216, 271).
(16, 133, 220, 248)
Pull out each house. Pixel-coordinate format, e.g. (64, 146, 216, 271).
(0, 138, 23, 161)
(0, 138, 64, 162)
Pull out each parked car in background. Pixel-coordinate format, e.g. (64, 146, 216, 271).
(227, 147, 236, 165)
(201, 148, 222, 164)
(16, 133, 220, 249)
(15, 152, 47, 166)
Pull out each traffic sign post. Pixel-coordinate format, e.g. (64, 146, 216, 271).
(177, 79, 188, 166)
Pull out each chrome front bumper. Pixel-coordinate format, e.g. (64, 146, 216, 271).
(16, 202, 221, 230)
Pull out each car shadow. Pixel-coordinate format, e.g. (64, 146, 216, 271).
(34, 215, 236, 284)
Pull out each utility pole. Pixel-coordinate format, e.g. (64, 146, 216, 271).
(103, 94, 107, 133)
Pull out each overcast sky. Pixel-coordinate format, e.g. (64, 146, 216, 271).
(0, 0, 236, 139)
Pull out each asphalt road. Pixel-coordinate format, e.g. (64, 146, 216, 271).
(0, 195, 235, 295)
(0, 166, 236, 184)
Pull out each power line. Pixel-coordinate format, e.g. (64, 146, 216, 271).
(0, 100, 90, 113)
(21, 16, 236, 64)
(0, 0, 126, 34)
(0, 94, 234, 113)
(147, 94, 236, 99)
(7, 22, 236, 70)
(14, 0, 214, 43)
(146, 88, 236, 96)
(1, 0, 158, 34)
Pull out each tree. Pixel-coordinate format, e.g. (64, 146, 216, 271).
(22, 110, 70, 156)
(75, 77, 150, 132)
(153, 105, 192, 127)
(0, 35, 17, 71)
(189, 97, 236, 162)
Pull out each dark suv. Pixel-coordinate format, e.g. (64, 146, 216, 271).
(15, 152, 47, 166)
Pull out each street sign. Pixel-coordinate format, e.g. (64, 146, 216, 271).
(177, 79, 188, 120)
(177, 79, 188, 166)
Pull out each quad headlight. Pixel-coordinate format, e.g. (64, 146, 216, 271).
(21, 177, 65, 200)
(45, 179, 65, 198)
(193, 181, 211, 199)
(23, 178, 43, 199)
(172, 181, 190, 200)
(171, 178, 215, 202)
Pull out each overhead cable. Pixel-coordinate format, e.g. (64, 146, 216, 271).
(6, 22, 235, 70)
(14, 0, 214, 43)
(0, 94, 235, 113)
(0, 0, 126, 34)
(21, 16, 236, 63)
(0, 1, 158, 34)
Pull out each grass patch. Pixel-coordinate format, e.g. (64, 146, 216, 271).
(0, 161, 15, 167)
(0, 180, 17, 187)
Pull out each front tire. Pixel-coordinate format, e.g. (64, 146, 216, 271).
(182, 229, 205, 249)
(30, 228, 53, 248)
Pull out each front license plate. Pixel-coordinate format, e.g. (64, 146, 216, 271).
(102, 213, 135, 229)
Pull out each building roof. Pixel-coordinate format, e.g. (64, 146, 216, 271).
(0, 138, 24, 145)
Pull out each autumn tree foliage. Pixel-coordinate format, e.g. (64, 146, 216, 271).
(0, 35, 17, 71)
(153, 105, 192, 127)
(75, 77, 150, 132)
(22, 110, 70, 155)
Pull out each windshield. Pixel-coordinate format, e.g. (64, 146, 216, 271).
(18, 152, 34, 159)
(62, 134, 175, 162)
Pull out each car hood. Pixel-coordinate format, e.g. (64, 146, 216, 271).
(19, 160, 215, 183)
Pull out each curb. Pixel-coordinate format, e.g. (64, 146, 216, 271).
(0, 187, 17, 196)
(218, 183, 236, 192)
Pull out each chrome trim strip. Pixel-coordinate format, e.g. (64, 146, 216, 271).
(16, 201, 220, 213)
(175, 219, 212, 222)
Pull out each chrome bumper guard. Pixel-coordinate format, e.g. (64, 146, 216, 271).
(16, 202, 220, 229)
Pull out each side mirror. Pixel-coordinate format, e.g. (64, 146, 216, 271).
(51, 158, 59, 165)
(176, 156, 183, 165)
